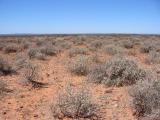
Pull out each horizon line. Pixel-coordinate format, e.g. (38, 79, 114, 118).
(0, 32, 160, 36)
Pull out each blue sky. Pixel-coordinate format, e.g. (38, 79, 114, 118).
(0, 0, 160, 34)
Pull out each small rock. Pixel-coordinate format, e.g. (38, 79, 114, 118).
(46, 73, 50, 77)
(34, 114, 38, 117)
(3, 111, 7, 115)
(20, 106, 23, 109)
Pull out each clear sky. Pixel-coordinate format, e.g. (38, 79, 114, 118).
(0, 0, 160, 34)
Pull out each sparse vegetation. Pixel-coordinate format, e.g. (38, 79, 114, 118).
(73, 36, 86, 45)
(0, 58, 14, 75)
(0, 81, 8, 95)
(27, 48, 40, 59)
(121, 40, 134, 49)
(68, 47, 88, 57)
(129, 76, 160, 119)
(0, 43, 5, 50)
(104, 44, 125, 55)
(14, 53, 29, 70)
(145, 50, 160, 64)
(68, 56, 89, 76)
(55, 40, 72, 50)
(0, 35, 160, 119)
(88, 56, 146, 86)
(51, 84, 100, 119)
(3, 44, 21, 53)
(89, 40, 103, 51)
(140, 41, 157, 53)
(21, 63, 45, 88)
(40, 45, 59, 56)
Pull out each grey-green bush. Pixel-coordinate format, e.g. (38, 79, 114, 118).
(89, 40, 103, 51)
(3, 44, 21, 53)
(68, 48, 88, 57)
(73, 36, 86, 45)
(40, 46, 58, 56)
(27, 48, 40, 59)
(145, 50, 160, 64)
(0, 81, 7, 95)
(104, 44, 125, 55)
(51, 84, 100, 119)
(129, 76, 160, 119)
(21, 63, 46, 88)
(88, 56, 146, 86)
(121, 40, 134, 49)
(140, 41, 157, 53)
(0, 58, 14, 75)
(68, 56, 89, 76)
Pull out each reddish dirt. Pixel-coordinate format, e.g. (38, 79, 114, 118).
(2, 35, 158, 120)
(0, 50, 137, 120)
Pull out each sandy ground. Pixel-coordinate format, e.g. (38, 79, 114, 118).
(0, 50, 137, 120)
(1, 35, 158, 120)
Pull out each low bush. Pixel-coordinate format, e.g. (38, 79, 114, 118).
(27, 48, 40, 59)
(68, 48, 88, 57)
(68, 56, 89, 76)
(73, 36, 86, 45)
(0, 81, 7, 95)
(21, 63, 45, 88)
(91, 53, 103, 64)
(55, 40, 72, 50)
(3, 44, 21, 53)
(0, 58, 14, 75)
(140, 41, 157, 53)
(145, 50, 160, 64)
(89, 40, 103, 51)
(14, 53, 29, 70)
(121, 40, 134, 49)
(36, 40, 46, 46)
(88, 56, 146, 86)
(40, 45, 59, 56)
(129, 76, 160, 119)
(103, 44, 125, 55)
(0, 43, 6, 50)
(21, 41, 32, 49)
(51, 84, 100, 119)
(35, 52, 46, 60)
